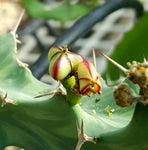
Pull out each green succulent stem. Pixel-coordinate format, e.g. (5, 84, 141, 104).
(62, 76, 82, 105)
(66, 89, 82, 105)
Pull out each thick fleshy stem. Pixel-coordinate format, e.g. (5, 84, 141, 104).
(66, 90, 82, 105)
(62, 76, 82, 105)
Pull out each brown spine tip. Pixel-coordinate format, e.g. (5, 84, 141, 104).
(143, 54, 147, 63)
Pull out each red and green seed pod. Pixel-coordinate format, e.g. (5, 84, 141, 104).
(48, 45, 83, 80)
(78, 60, 101, 96)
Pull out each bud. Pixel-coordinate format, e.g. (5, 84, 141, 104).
(77, 60, 101, 96)
(114, 83, 133, 107)
(48, 45, 83, 80)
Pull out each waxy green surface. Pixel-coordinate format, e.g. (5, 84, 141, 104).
(0, 33, 147, 150)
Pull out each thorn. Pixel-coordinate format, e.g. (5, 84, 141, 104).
(1, 93, 7, 107)
(143, 54, 147, 63)
(75, 120, 97, 150)
(34, 82, 66, 98)
(16, 39, 22, 44)
(16, 58, 31, 73)
(81, 120, 84, 137)
(11, 9, 25, 35)
(99, 52, 129, 74)
(10, 9, 25, 54)
(34, 90, 58, 98)
(92, 48, 97, 70)
(0, 93, 16, 107)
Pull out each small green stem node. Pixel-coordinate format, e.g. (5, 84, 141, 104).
(62, 76, 82, 105)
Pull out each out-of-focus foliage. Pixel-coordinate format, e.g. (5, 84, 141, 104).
(22, 0, 95, 23)
(104, 12, 148, 80)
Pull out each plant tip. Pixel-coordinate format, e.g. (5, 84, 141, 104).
(143, 54, 147, 63)
(11, 9, 25, 35)
(92, 48, 97, 69)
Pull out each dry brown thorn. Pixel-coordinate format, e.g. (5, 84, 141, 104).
(0, 93, 16, 107)
(75, 120, 97, 150)
(16, 58, 31, 73)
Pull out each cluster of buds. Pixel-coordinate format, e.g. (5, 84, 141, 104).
(113, 83, 137, 107)
(99, 52, 148, 106)
(127, 60, 148, 87)
(127, 60, 148, 105)
(48, 45, 102, 104)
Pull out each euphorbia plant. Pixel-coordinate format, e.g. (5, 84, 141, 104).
(1, 4, 148, 150)
(2, 30, 148, 150)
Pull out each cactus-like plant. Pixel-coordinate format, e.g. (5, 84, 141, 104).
(1, 10, 148, 150)
(0, 32, 130, 150)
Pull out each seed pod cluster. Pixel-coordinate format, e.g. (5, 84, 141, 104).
(127, 60, 148, 105)
(127, 61, 148, 87)
(48, 45, 102, 97)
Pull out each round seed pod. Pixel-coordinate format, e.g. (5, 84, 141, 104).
(77, 60, 101, 96)
(114, 83, 134, 107)
(48, 45, 83, 80)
